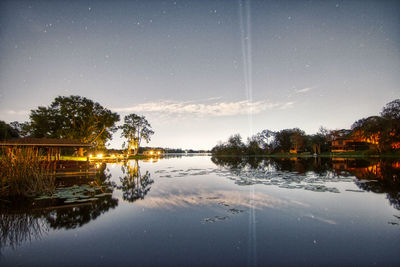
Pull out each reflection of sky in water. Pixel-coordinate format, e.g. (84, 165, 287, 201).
(2, 156, 400, 266)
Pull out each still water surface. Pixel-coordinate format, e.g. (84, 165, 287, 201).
(1, 155, 400, 266)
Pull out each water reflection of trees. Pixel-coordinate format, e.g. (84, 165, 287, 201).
(42, 163, 118, 230)
(212, 156, 336, 178)
(43, 195, 118, 230)
(212, 156, 400, 210)
(118, 160, 154, 202)
(352, 160, 400, 210)
(0, 212, 48, 253)
(212, 156, 343, 192)
(0, 163, 118, 251)
(212, 156, 334, 176)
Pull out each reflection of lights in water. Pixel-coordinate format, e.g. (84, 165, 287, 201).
(128, 160, 136, 168)
(392, 161, 400, 169)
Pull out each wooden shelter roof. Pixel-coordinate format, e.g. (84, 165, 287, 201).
(0, 138, 93, 147)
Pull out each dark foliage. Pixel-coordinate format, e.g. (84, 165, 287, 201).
(0, 121, 20, 141)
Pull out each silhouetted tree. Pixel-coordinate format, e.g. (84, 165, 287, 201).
(254, 129, 275, 152)
(211, 134, 246, 155)
(0, 121, 20, 141)
(23, 96, 120, 149)
(119, 114, 154, 155)
(381, 99, 400, 120)
(273, 128, 305, 153)
(380, 99, 400, 151)
(246, 135, 263, 155)
(307, 127, 330, 154)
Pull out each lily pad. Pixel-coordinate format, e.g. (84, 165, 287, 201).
(34, 195, 52, 200)
(203, 216, 230, 223)
(227, 208, 244, 214)
(64, 198, 79, 203)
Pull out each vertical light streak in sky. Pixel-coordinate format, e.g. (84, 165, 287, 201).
(239, 1, 257, 266)
(238, 0, 254, 134)
(239, 0, 253, 134)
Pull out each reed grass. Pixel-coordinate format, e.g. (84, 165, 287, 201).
(0, 148, 56, 197)
(0, 212, 48, 249)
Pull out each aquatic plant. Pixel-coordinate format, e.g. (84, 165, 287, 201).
(0, 148, 55, 197)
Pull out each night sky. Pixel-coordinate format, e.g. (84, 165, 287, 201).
(0, 0, 399, 149)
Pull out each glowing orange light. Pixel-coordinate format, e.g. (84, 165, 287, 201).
(392, 162, 400, 168)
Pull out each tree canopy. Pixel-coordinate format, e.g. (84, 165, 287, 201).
(120, 114, 154, 155)
(211, 99, 400, 155)
(273, 128, 306, 153)
(381, 99, 400, 120)
(25, 95, 120, 148)
(0, 121, 20, 141)
(351, 99, 400, 151)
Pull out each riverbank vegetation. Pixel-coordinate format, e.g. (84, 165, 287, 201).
(212, 99, 400, 157)
(0, 95, 156, 157)
(0, 148, 55, 197)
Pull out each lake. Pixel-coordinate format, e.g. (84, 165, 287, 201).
(1, 155, 400, 266)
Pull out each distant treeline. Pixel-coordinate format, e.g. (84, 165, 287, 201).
(89, 147, 209, 155)
(138, 147, 209, 154)
(212, 99, 400, 155)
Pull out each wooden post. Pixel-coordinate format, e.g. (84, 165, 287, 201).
(78, 147, 84, 157)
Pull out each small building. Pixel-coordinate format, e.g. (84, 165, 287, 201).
(331, 138, 356, 152)
(0, 138, 93, 160)
(331, 138, 374, 152)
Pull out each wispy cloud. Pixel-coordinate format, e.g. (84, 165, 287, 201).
(4, 109, 29, 115)
(113, 99, 294, 117)
(295, 87, 312, 93)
